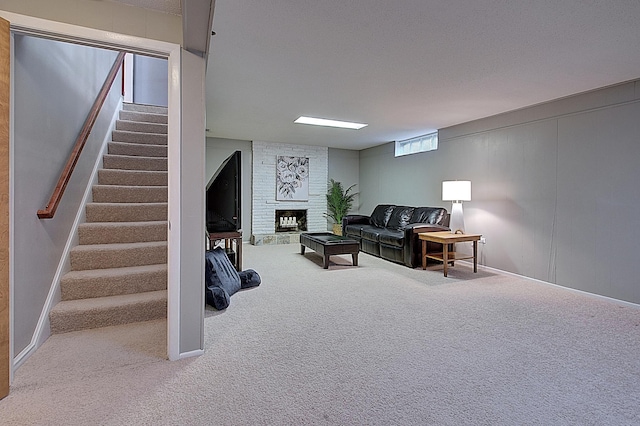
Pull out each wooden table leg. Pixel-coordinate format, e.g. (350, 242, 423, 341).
(301, 244, 305, 254)
(237, 237, 242, 271)
(422, 240, 427, 270)
(323, 255, 330, 269)
(473, 240, 477, 273)
(443, 242, 449, 277)
(352, 252, 358, 266)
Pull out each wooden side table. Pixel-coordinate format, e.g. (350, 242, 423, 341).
(418, 231, 482, 277)
(207, 231, 243, 271)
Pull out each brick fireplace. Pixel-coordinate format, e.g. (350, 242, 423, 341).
(251, 141, 328, 245)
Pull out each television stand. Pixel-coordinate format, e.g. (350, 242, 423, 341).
(207, 231, 242, 271)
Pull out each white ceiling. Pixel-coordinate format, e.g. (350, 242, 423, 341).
(119, 0, 640, 151)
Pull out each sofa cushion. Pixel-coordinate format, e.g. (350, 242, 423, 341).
(361, 226, 382, 242)
(378, 228, 404, 248)
(370, 204, 395, 228)
(410, 207, 446, 225)
(344, 224, 362, 237)
(386, 206, 415, 230)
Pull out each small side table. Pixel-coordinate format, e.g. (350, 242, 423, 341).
(418, 231, 482, 277)
(207, 231, 242, 271)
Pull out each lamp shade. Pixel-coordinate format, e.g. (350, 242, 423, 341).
(442, 181, 471, 202)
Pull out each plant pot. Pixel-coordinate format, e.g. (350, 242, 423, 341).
(332, 223, 342, 236)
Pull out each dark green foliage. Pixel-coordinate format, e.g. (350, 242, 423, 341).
(325, 179, 357, 224)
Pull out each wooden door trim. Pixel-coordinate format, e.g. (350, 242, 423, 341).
(1, 16, 11, 400)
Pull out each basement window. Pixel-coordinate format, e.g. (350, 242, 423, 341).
(395, 131, 438, 157)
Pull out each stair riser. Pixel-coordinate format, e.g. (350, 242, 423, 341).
(92, 186, 168, 203)
(119, 110, 168, 124)
(70, 243, 167, 271)
(61, 268, 167, 301)
(108, 142, 167, 158)
(116, 120, 167, 134)
(123, 103, 168, 115)
(103, 155, 168, 171)
(98, 170, 167, 186)
(79, 222, 167, 245)
(85, 203, 167, 222)
(111, 130, 167, 145)
(50, 297, 167, 334)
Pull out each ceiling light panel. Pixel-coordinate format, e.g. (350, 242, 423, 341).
(294, 116, 368, 130)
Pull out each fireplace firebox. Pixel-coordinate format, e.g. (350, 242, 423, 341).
(275, 209, 307, 233)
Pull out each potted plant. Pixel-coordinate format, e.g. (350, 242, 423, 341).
(325, 179, 357, 235)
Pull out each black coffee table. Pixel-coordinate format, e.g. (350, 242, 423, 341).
(300, 232, 359, 269)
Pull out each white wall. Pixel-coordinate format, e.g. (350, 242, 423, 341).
(177, 49, 205, 357)
(359, 80, 640, 304)
(251, 142, 328, 239)
(12, 35, 120, 354)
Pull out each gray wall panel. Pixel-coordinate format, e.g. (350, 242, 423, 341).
(556, 102, 640, 301)
(327, 148, 359, 229)
(359, 81, 640, 304)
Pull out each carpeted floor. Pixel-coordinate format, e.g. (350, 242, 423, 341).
(1, 243, 639, 425)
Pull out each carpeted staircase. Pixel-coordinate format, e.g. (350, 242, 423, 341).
(49, 103, 169, 334)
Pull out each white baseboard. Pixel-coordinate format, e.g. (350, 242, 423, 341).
(459, 259, 640, 309)
(178, 349, 204, 360)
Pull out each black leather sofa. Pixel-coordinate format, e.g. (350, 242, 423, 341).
(342, 204, 450, 268)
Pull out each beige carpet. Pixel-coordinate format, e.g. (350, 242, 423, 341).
(49, 102, 168, 334)
(1, 243, 639, 425)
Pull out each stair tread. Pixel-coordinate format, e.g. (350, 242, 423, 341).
(99, 167, 169, 175)
(116, 120, 167, 134)
(123, 103, 167, 114)
(71, 240, 167, 252)
(79, 220, 168, 228)
(111, 130, 168, 137)
(103, 154, 167, 161)
(109, 141, 168, 149)
(86, 202, 167, 207)
(51, 290, 167, 314)
(93, 184, 168, 189)
(111, 130, 167, 144)
(120, 111, 168, 122)
(62, 263, 167, 281)
(117, 119, 167, 125)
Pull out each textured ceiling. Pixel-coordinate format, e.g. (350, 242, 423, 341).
(204, 0, 640, 150)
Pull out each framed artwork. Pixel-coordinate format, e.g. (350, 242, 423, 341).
(276, 156, 309, 201)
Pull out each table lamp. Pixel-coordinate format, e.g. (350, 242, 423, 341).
(442, 181, 471, 234)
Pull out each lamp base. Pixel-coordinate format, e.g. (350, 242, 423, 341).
(449, 202, 465, 234)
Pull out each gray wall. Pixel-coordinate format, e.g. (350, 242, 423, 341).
(205, 138, 253, 241)
(359, 80, 640, 304)
(133, 55, 168, 107)
(178, 50, 206, 356)
(13, 35, 120, 354)
(327, 148, 360, 229)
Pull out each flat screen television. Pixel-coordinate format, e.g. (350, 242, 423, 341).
(206, 151, 241, 234)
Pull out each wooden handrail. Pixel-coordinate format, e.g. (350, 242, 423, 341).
(37, 51, 126, 219)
